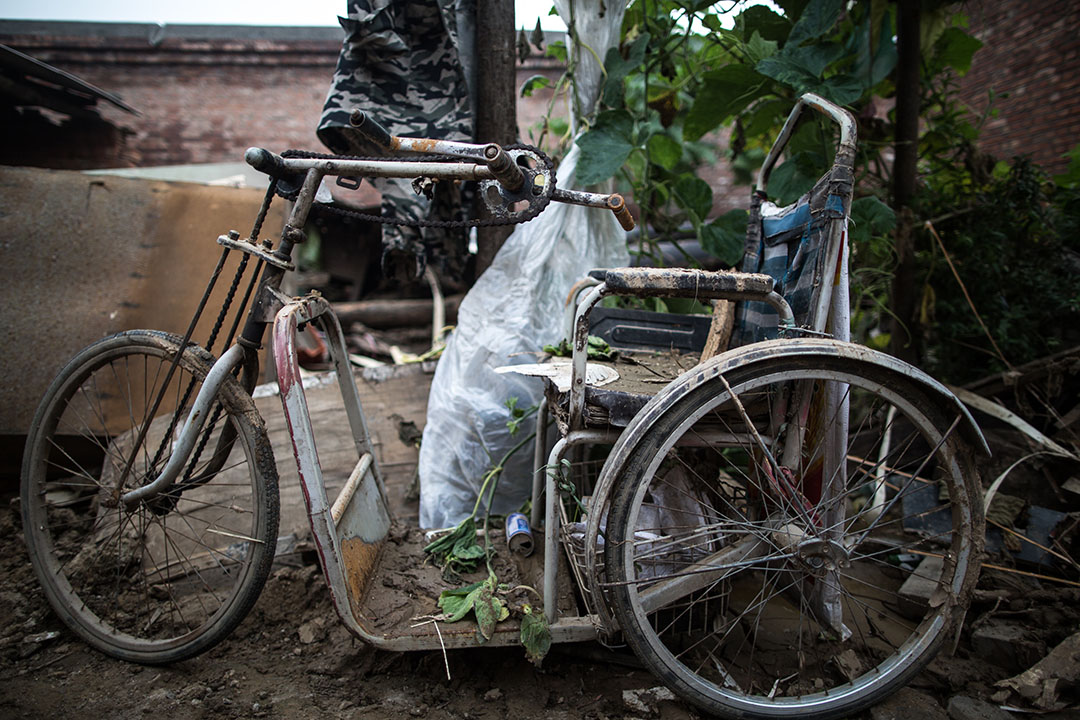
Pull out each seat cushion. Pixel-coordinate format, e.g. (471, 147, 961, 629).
(589, 267, 774, 300)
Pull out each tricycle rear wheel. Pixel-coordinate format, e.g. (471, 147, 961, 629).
(605, 353, 982, 719)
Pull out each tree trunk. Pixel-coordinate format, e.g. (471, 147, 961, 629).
(889, 0, 921, 364)
(473, 0, 517, 281)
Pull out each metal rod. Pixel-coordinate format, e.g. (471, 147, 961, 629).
(279, 157, 496, 181)
(121, 343, 246, 505)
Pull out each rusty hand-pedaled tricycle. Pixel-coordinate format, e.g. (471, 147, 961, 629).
(21, 94, 986, 719)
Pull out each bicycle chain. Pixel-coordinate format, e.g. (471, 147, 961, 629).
(275, 143, 556, 228)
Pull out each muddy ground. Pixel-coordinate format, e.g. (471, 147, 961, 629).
(3, 487, 1080, 720)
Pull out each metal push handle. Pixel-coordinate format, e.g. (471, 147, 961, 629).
(756, 93, 857, 194)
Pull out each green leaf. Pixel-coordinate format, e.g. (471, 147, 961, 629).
(520, 605, 552, 666)
(786, 0, 845, 47)
(602, 32, 650, 108)
(646, 133, 682, 170)
(699, 210, 748, 267)
(849, 196, 896, 246)
(741, 99, 788, 138)
(1054, 144, 1080, 188)
(684, 65, 769, 141)
(575, 110, 635, 186)
(774, 0, 811, 22)
(519, 74, 552, 98)
(702, 13, 724, 32)
(745, 31, 780, 64)
(757, 42, 845, 88)
(866, 12, 897, 88)
(819, 74, 865, 105)
(673, 175, 713, 222)
(935, 27, 982, 75)
(767, 152, 822, 205)
(735, 5, 791, 44)
(585, 335, 616, 361)
(545, 40, 567, 63)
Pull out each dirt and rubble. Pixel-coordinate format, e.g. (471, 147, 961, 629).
(3, 485, 1080, 719)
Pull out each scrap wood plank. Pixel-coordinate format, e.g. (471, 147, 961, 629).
(253, 362, 434, 535)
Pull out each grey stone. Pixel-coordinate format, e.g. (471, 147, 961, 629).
(898, 555, 945, 619)
(971, 622, 1044, 673)
(870, 688, 949, 720)
(947, 695, 1012, 720)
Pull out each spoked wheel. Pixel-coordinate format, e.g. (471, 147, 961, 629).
(21, 330, 279, 664)
(605, 350, 983, 719)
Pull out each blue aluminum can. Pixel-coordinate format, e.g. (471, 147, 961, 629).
(505, 512, 534, 556)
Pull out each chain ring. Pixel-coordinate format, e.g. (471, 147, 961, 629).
(478, 145, 555, 222)
(274, 144, 555, 229)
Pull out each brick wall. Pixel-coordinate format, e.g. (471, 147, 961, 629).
(958, 0, 1080, 176)
(0, 22, 340, 168)
(0, 21, 570, 172)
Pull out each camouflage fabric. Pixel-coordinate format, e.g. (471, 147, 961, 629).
(318, 0, 474, 280)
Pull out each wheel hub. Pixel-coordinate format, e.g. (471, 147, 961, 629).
(795, 538, 851, 577)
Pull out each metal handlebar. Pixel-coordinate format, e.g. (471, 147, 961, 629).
(244, 146, 635, 232)
(606, 194, 635, 231)
(348, 109, 394, 153)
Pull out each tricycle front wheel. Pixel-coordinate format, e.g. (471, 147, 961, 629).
(605, 353, 982, 719)
(21, 330, 279, 664)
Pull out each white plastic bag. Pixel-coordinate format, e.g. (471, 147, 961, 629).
(418, 1, 628, 529)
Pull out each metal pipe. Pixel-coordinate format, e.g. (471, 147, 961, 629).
(544, 438, 568, 625)
(280, 157, 496, 182)
(569, 284, 609, 429)
(121, 343, 246, 505)
(531, 399, 549, 530)
(763, 291, 796, 333)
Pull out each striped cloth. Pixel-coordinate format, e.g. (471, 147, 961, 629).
(731, 171, 849, 347)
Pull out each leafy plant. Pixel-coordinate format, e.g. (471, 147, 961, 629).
(437, 573, 510, 642)
(424, 399, 553, 661)
(542, 335, 617, 361)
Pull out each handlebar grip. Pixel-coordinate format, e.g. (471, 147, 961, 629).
(245, 147, 287, 177)
(349, 109, 395, 152)
(607, 194, 636, 231)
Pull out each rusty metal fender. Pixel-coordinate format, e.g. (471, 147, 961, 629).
(582, 337, 989, 628)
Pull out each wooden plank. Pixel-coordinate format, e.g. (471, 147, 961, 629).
(253, 363, 434, 537)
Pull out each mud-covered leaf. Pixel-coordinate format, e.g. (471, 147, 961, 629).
(452, 534, 485, 560)
(473, 584, 499, 641)
(520, 605, 551, 666)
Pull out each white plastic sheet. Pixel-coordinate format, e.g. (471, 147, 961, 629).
(418, 0, 628, 528)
